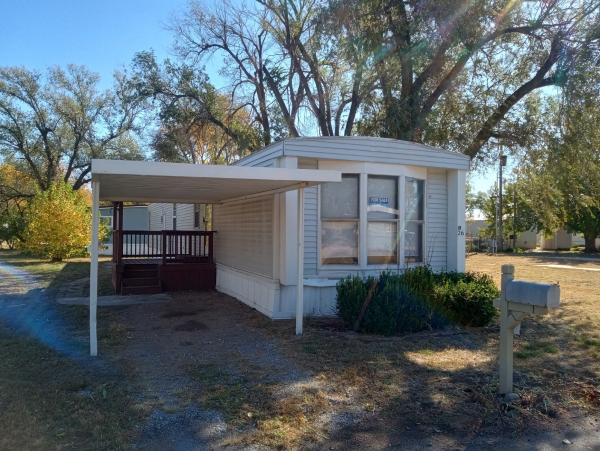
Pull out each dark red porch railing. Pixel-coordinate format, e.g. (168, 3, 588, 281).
(112, 230, 215, 264)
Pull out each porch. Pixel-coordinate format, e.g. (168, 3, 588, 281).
(90, 159, 341, 356)
(110, 202, 216, 294)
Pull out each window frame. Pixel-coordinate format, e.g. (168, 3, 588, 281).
(319, 173, 360, 266)
(366, 174, 400, 266)
(404, 177, 426, 264)
(317, 166, 427, 274)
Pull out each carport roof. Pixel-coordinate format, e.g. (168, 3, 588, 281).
(91, 159, 341, 204)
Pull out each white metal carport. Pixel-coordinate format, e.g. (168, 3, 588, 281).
(89, 159, 341, 356)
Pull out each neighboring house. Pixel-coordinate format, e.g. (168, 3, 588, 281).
(147, 203, 208, 231)
(90, 137, 469, 339)
(515, 230, 537, 250)
(538, 229, 573, 250)
(99, 205, 149, 255)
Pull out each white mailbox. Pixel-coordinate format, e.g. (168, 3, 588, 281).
(496, 264, 560, 397)
(505, 280, 560, 312)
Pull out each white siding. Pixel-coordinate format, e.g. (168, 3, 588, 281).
(237, 137, 470, 171)
(176, 204, 196, 230)
(426, 168, 448, 271)
(298, 159, 318, 276)
(148, 203, 168, 231)
(235, 141, 283, 167)
(284, 137, 469, 170)
(148, 203, 197, 230)
(213, 197, 274, 278)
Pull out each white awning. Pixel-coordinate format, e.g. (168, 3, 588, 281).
(91, 159, 341, 204)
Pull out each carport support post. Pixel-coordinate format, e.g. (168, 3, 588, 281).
(89, 180, 100, 356)
(499, 264, 515, 395)
(296, 187, 304, 335)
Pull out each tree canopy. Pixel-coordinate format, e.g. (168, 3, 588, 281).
(23, 182, 96, 260)
(517, 70, 600, 251)
(154, 0, 600, 163)
(0, 65, 145, 195)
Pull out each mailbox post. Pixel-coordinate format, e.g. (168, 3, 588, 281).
(495, 264, 560, 396)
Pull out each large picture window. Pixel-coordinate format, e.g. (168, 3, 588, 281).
(367, 175, 398, 264)
(320, 174, 359, 265)
(405, 178, 424, 263)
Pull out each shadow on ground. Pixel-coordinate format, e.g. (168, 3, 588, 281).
(0, 253, 598, 450)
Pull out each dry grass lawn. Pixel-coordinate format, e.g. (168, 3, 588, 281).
(1, 251, 598, 449)
(244, 253, 600, 447)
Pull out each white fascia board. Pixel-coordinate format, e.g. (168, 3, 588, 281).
(91, 159, 340, 184)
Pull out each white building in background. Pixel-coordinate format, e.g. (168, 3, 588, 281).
(147, 203, 208, 231)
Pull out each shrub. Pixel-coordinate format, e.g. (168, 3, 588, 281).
(336, 267, 498, 335)
(23, 183, 95, 261)
(432, 272, 498, 327)
(336, 275, 372, 327)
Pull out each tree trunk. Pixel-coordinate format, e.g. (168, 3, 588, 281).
(584, 231, 597, 253)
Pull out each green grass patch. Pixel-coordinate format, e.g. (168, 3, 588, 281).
(0, 250, 113, 296)
(577, 335, 600, 350)
(0, 328, 140, 450)
(515, 341, 559, 359)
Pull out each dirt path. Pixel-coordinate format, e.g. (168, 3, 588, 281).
(116, 290, 312, 449)
(0, 261, 90, 359)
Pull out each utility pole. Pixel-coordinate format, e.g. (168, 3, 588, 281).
(498, 152, 507, 252)
(512, 181, 517, 250)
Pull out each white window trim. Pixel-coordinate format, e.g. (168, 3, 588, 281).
(318, 173, 361, 267)
(317, 166, 427, 276)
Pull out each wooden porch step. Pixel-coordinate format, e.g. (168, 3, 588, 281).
(123, 269, 158, 279)
(122, 277, 160, 287)
(121, 285, 162, 295)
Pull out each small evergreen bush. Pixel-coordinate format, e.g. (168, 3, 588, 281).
(336, 267, 498, 335)
(432, 272, 498, 327)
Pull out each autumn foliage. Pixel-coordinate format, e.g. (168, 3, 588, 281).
(23, 183, 92, 261)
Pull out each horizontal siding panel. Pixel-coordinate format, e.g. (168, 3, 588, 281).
(175, 203, 196, 230)
(235, 142, 283, 167)
(213, 197, 274, 278)
(285, 138, 469, 170)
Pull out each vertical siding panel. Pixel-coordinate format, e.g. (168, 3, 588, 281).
(426, 169, 448, 271)
(298, 159, 318, 276)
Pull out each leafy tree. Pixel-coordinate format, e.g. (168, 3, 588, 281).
(0, 65, 145, 194)
(23, 183, 96, 261)
(518, 70, 600, 252)
(161, 0, 599, 162)
(130, 52, 261, 156)
(0, 163, 35, 247)
(151, 89, 255, 164)
(0, 204, 25, 249)
(473, 179, 541, 242)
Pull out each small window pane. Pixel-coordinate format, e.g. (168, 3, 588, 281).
(405, 178, 424, 221)
(321, 174, 359, 219)
(405, 222, 423, 263)
(321, 221, 358, 265)
(368, 222, 398, 264)
(368, 175, 398, 219)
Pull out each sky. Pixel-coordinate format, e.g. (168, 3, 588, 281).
(0, 0, 190, 89)
(0, 0, 494, 193)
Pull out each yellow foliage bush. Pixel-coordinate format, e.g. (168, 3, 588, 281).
(23, 183, 94, 261)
